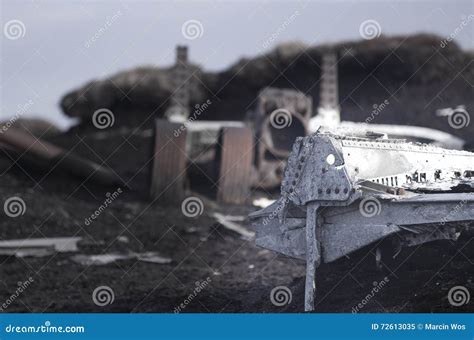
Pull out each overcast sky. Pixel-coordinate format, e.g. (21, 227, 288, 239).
(1, 0, 473, 129)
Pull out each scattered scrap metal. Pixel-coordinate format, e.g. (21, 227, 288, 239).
(0, 237, 82, 258)
(0, 128, 123, 186)
(71, 252, 172, 266)
(0, 237, 172, 266)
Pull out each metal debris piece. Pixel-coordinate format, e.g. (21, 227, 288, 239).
(0, 129, 124, 185)
(250, 87, 313, 189)
(136, 252, 172, 264)
(216, 127, 254, 204)
(71, 252, 172, 266)
(212, 212, 255, 240)
(0, 245, 55, 258)
(252, 197, 275, 209)
(117, 236, 130, 243)
(249, 131, 474, 312)
(71, 253, 130, 266)
(151, 47, 254, 204)
(150, 120, 188, 203)
(0, 237, 82, 258)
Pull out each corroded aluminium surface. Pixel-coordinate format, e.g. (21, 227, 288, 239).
(249, 131, 474, 311)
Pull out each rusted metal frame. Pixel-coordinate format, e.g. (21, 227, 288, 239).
(305, 201, 320, 312)
(216, 126, 254, 205)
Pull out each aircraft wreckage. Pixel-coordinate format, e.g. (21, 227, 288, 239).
(150, 47, 467, 205)
(249, 130, 474, 311)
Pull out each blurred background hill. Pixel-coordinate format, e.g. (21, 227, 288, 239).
(61, 34, 473, 140)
